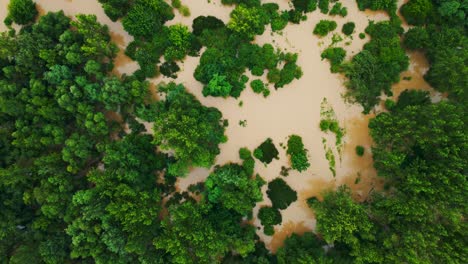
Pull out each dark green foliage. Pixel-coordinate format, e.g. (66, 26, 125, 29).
(359, 32, 366, 39)
(5, 0, 37, 25)
(342, 22, 355, 36)
(329, 2, 348, 17)
(403, 26, 429, 50)
(239, 147, 255, 176)
(321, 47, 346, 73)
(97, 0, 131, 21)
(192, 16, 225, 36)
(276, 233, 331, 263)
(287, 135, 310, 172)
(313, 20, 337, 36)
(267, 178, 298, 210)
(355, 145, 365, 156)
(254, 138, 279, 164)
(122, 0, 174, 38)
(393, 89, 430, 111)
(258, 206, 282, 236)
(318, 0, 330, 14)
(343, 21, 409, 113)
(205, 164, 264, 216)
(292, 0, 318, 13)
(400, 0, 434, 25)
(160, 61, 180, 78)
(250, 79, 265, 93)
(155, 202, 257, 263)
(356, 0, 398, 15)
(149, 82, 227, 176)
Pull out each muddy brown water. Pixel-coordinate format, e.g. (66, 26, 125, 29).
(0, 0, 436, 251)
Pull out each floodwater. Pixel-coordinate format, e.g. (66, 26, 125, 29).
(0, 0, 435, 251)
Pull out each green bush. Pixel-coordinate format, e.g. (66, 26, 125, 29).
(6, 0, 38, 25)
(287, 135, 310, 172)
(355, 145, 365, 156)
(321, 47, 346, 73)
(267, 178, 298, 210)
(313, 20, 337, 37)
(342, 22, 355, 36)
(258, 206, 282, 236)
(400, 0, 433, 25)
(250, 79, 265, 94)
(318, 0, 330, 14)
(359, 32, 366, 39)
(330, 3, 347, 17)
(403, 27, 429, 50)
(254, 138, 279, 164)
(292, 0, 318, 13)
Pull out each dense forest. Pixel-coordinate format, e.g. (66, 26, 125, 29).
(0, 0, 466, 263)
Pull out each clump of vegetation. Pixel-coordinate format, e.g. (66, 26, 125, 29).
(4, 0, 37, 25)
(318, 0, 330, 14)
(287, 135, 310, 172)
(291, 0, 318, 14)
(324, 144, 336, 176)
(254, 138, 279, 164)
(320, 99, 345, 149)
(239, 147, 255, 175)
(313, 20, 337, 36)
(280, 166, 291, 177)
(342, 22, 355, 36)
(321, 47, 346, 73)
(147, 82, 227, 176)
(329, 2, 347, 17)
(267, 178, 298, 210)
(400, 0, 433, 25)
(250, 79, 270, 97)
(356, 0, 398, 16)
(171, 0, 191, 17)
(205, 163, 264, 216)
(359, 32, 366, 39)
(343, 21, 409, 113)
(258, 206, 282, 236)
(355, 145, 365, 156)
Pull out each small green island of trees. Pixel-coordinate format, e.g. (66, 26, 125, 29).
(0, 0, 466, 263)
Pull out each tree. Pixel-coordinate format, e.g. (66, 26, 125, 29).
(267, 178, 297, 210)
(122, 0, 174, 38)
(287, 135, 310, 172)
(321, 47, 346, 73)
(205, 163, 264, 216)
(5, 0, 37, 25)
(292, 0, 318, 13)
(258, 206, 282, 236)
(313, 20, 337, 36)
(400, 0, 434, 25)
(276, 233, 332, 264)
(150, 82, 227, 176)
(342, 22, 355, 36)
(253, 138, 279, 164)
(203, 74, 233, 97)
(227, 4, 269, 39)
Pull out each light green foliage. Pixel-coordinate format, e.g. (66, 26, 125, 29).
(313, 20, 337, 36)
(310, 186, 375, 247)
(342, 22, 355, 36)
(258, 206, 282, 236)
(227, 4, 269, 39)
(267, 178, 298, 210)
(5, 0, 37, 25)
(203, 74, 233, 97)
(164, 24, 192, 61)
(319, 98, 345, 148)
(150, 82, 226, 176)
(321, 47, 346, 73)
(205, 164, 264, 216)
(254, 138, 279, 164)
(329, 2, 348, 17)
(287, 135, 310, 172)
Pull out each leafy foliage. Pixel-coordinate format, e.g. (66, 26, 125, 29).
(287, 135, 310, 172)
(313, 20, 337, 36)
(342, 22, 355, 36)
(5, 0, 37, 25)
(321, 47, 346, 73)
(149, 82, 227, 176)
(258, 206, 282, 236)
(267, 178, 298, 210)
(253, 138, 279, 164)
